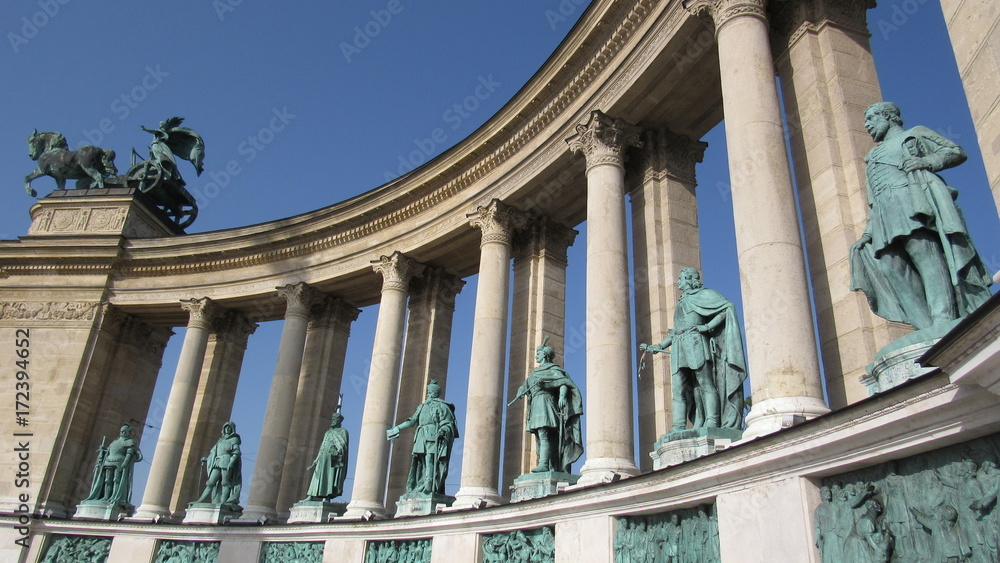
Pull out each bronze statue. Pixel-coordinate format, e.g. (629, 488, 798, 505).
(24, 130, 117, 196)
(193, 421, 242, 506)
(304, 411, 349, 501)
(128, 117, 204, 192)
(850, 101, 992, 331)
(509, 337, 583, 473)
(640, 268, 748, 433)
(83, 423, 142, 509)
(387, 380, 458, 496)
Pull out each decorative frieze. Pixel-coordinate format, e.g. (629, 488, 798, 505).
(371, 251, 426, 293)
(366, 539, 431, 563)
(467, 199, 529, 247)
(39, 534, 112, 563)
(482, 526, 555, 562)
(565, 110, 643, 172)
(259, 541, 324, 563)
(0, 301, 99, 322)
(615, 505, 720, 562)
(154, 539, 220, 562)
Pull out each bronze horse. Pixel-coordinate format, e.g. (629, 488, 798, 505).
(24, 130, 118, 196)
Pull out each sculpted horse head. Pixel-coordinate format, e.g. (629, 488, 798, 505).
(27, 130, 68, 161)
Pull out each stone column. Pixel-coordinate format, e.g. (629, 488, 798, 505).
(453, 199, 527, 509)
(940, 0, 1000, 216)
(344, 252, 425, 519)
(627, 128, 707, 469)
(503, 217, 577, 494)
(566, 110, 642, 484)
(684, 0, 829, 439)
(134, 297, 222, 521)
(385, 268, 465, 510)
(276, 297, 360, 518)
(769, 0, 907, 409)
(169, 310, 256, 514)
(243, 282, 324, 522)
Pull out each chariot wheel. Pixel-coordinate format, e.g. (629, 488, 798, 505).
(126, 160, 163, 193)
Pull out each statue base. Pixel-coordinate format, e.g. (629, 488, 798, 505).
(182, 503, 242, 525)
(28, 184, 184, 238)
(394, 492, 454, 518)
(650, 427, 744, 470)
(287, 499, 347, 523)
(510, 471, 579, 503)
(72, 500, 132, 521)
(860, 319, 960, 395)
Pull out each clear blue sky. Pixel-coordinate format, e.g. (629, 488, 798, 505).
(2, 1, 997, 508)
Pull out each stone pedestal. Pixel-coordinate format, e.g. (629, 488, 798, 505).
(510, 471, 579, 503)
(394, 492, 454, 518)
(861, 319, 961, 395)
(286, 500, 347, 523)
(650, 428, 744, 471)
(182, 503, 242, 525)
(28, 186, 182, 238)
(72, 501, 132, 521)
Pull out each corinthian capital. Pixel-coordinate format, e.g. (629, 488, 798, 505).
(467, 199, 529, 247)
(566, 110, 643, 172)
(372, 251, 426, 293)
(684, 0, 768, 30)
(276, 282, 324, 319)
(180, 297, 223, 331)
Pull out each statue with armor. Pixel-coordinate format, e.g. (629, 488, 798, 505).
(387, 380, 458, 495)
(192, 421, 242, 506)
(84, 423, 142, 509)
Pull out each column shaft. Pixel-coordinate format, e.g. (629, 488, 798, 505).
(688, 0, 829, 439)
(134, 298, 220, 521)
(344, 252, 424, 519)
(567, 111, 642, 484)
(454, 200, 526, 508)
(243, 283, 321, 521)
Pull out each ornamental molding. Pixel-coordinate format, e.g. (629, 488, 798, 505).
(276, 282, 325, 320)
(467, 199, 530, 247)
(0, 301, 99, 322)
(372, 251, 426, 294)
(211, 310, 259, 346)
(566, 110, 643, 172)
(311, 296, 362, 334)
(410, 268, 466, 310)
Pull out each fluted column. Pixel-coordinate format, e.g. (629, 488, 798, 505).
(134, 298, 222, 521)
(627, 128, 706, 470)
(567, 110, 642, 484)
(243, 283, 323, 522)
(170, 311, 256, 515)
(344, 252, 425, 519)
(385, 268, 465, 510)
(453, 199, 527, 508)
(685, 0, 830, 439)
(276, 297, 360, 518)
(503, 217, 577, 494)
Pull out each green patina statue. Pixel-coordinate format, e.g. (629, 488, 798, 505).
(387, 380, 458, 495)
(84, 423, 142, 510)
(509, 337, 584, 473)
(303, 411, 349, 501)
(850, 101, 992, 331)
(192, 421, 242, 506)
(640, 268, 747, 433)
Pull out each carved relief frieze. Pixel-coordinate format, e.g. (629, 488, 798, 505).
(0, 301, 99, 324)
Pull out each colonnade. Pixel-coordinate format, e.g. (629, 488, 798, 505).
(123, 0, 897, 521)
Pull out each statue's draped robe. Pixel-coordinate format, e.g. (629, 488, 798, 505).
(850, 126, 992, 325)
(524, 362, 584, 472)
(204, 433, 242, 504)
(401, 398, 458, 494)
(306, 426, 349, 499)
(672, 287, 748, 430)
